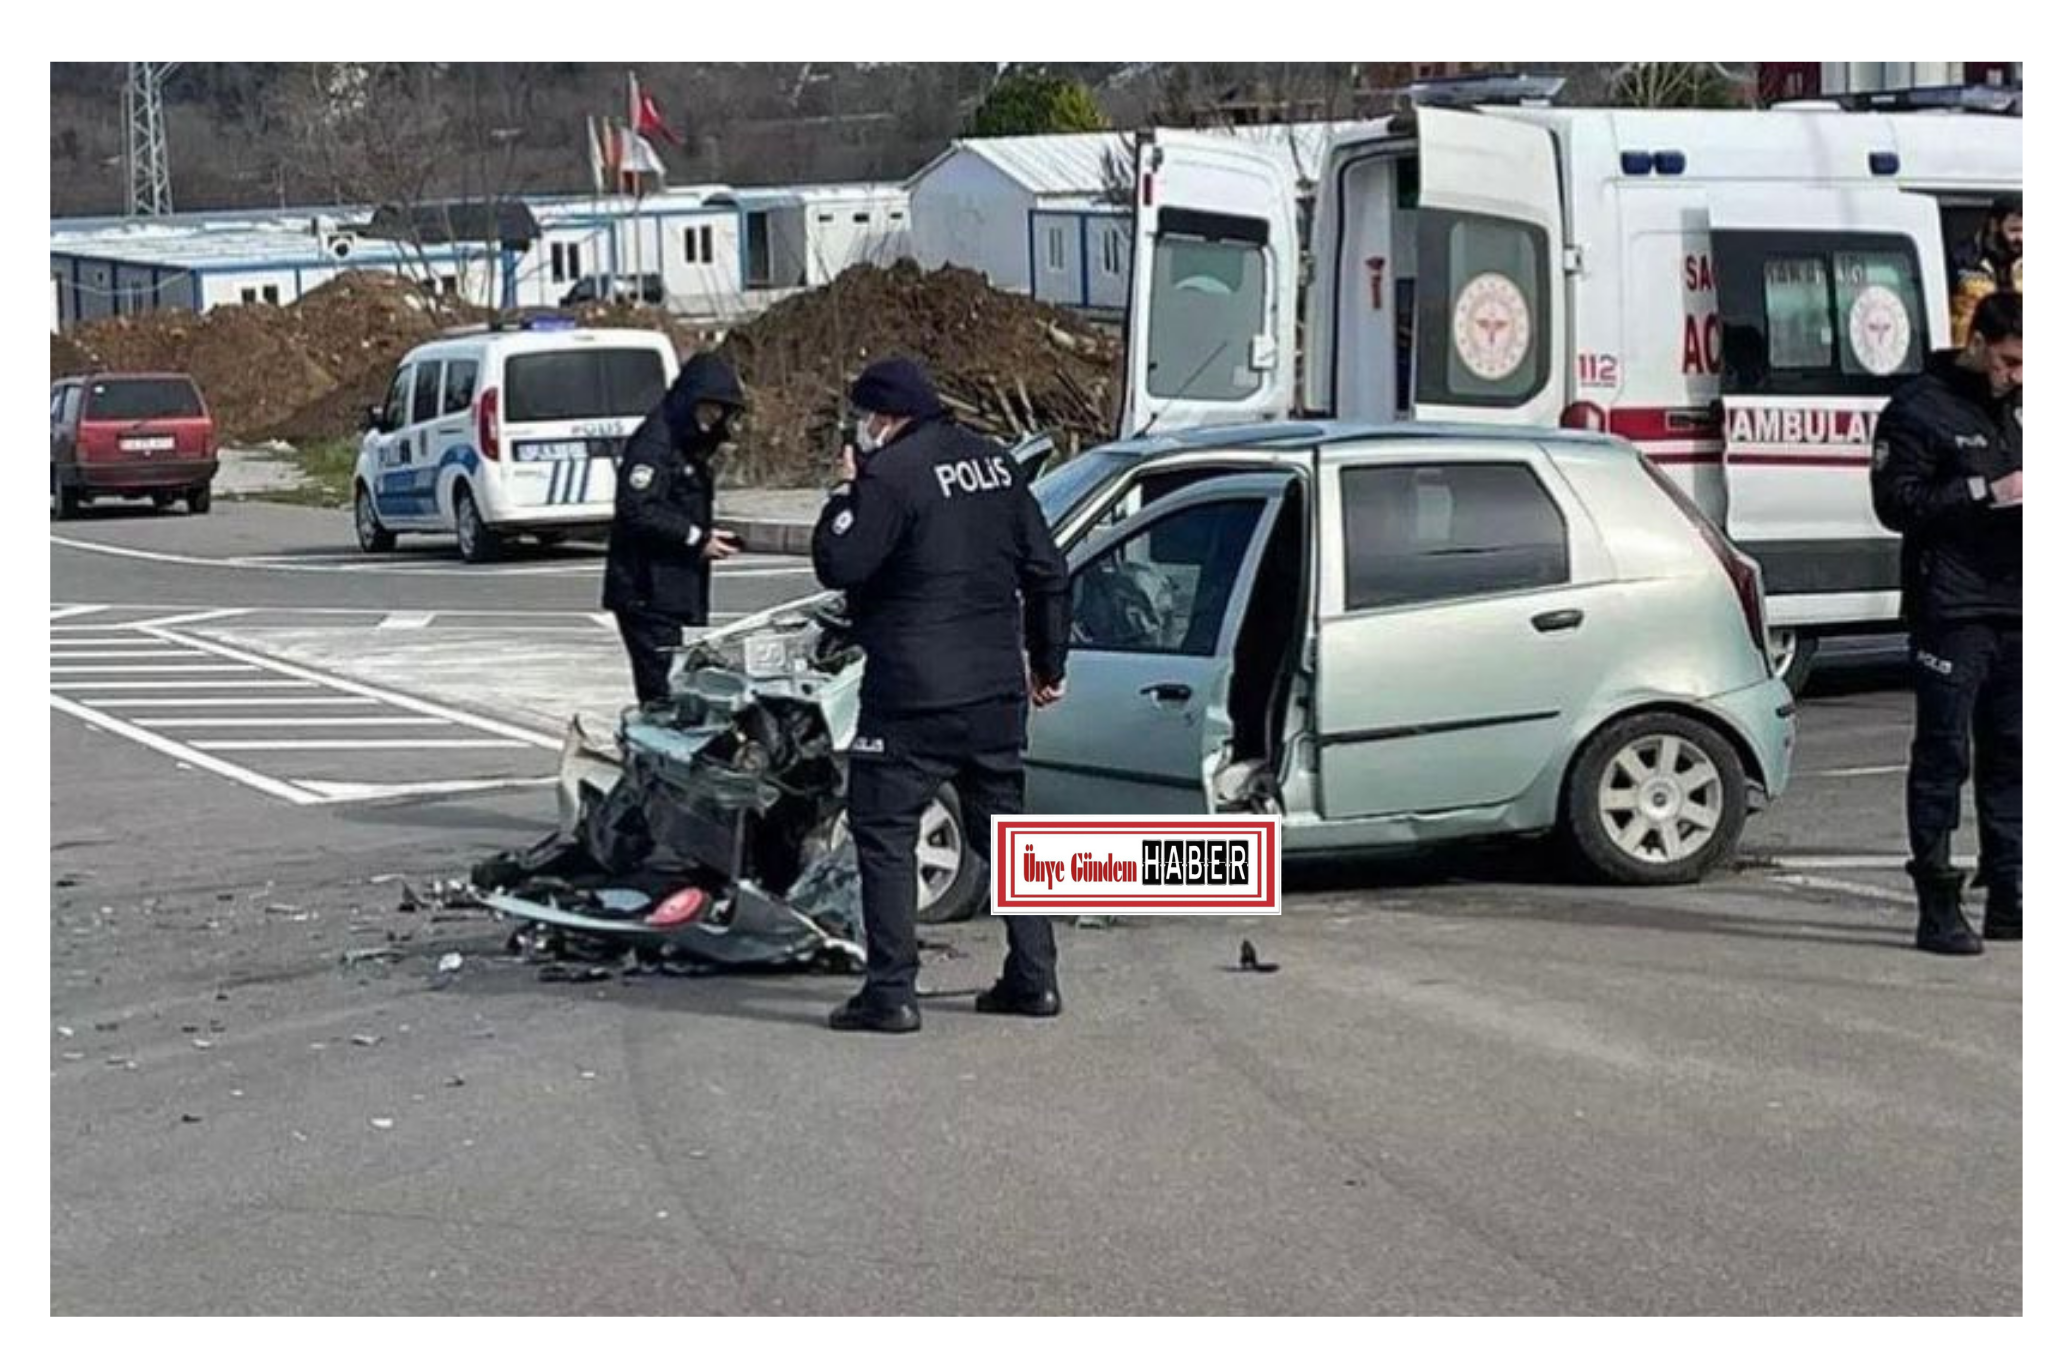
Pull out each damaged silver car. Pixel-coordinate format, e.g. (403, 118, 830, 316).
(483, 420, 1797, 964)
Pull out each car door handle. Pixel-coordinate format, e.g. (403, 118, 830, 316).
(1531, 609, 1584, 633)
(1140, 682, 1193, 704)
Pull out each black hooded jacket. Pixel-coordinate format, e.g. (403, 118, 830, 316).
(811, 415, 1070, 742)
(602, 353, 746, 622)
(1871, 350, 2022, 627)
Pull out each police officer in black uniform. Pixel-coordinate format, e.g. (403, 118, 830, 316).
(1872, 291, 2023, 955)
(603, 353, 748, 705)
(812, 358, 1071, 1034)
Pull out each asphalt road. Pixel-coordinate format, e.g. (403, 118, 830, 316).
(50, 501, 2019, 1315)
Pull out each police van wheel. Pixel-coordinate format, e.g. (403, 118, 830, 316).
(917, 784, 988, 924)
(354, 485, 396, 552)
(1562, 712, 1747, 886)
(454, 486, 502, 564)
(1765, 628, 1818, 695)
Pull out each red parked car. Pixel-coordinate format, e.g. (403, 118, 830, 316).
(50, 372, 218, 518)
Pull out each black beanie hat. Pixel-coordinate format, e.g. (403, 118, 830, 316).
(850, 357, 945, 420)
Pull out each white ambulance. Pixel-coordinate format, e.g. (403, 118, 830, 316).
(1119, 82, 2021, 684)
(353, 321, 680, 563)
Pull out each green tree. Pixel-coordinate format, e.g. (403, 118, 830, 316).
(965, 70, 1109, 137)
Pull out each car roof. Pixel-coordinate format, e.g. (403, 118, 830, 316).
(1098, 419, 1631, 459)
(57, 371, 200, 384)
(403, 327, 675, 360)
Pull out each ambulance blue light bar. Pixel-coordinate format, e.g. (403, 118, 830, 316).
(1408, 74, 1566, 108)
(521, 315, 578, 331)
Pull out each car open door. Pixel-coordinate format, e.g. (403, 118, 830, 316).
(1120, 131, 1299, 438)
(1026, 473, 1291, 814)
(1707, 189, 1946, 609)
(1408, 108, 1569, 427)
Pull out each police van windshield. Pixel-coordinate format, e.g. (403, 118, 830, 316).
(503, 349, 668, 423)
(85, 378, 203, 421)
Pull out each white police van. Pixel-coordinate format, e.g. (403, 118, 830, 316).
(1119, 78, 2021, 687)
(353, 320, 681, 562)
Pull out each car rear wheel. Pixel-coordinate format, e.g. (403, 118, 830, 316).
(51, 469, 78, 521)
(185, 486, 211, 515)
(454, 486, 502, 564)
(1765, 628, 1818, 696)
(1563, 712, 1747, 886)
(354, 484, 396, 552)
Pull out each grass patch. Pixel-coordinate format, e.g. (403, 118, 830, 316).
(234, 439, 358, 509)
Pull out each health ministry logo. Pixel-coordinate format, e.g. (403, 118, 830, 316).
(991, 816, 1280, 915)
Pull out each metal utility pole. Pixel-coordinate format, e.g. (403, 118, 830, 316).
(123, 62, 179, 216)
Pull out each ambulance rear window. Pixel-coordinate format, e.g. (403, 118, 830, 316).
(503, 348, 668, 423)
(1714, 232, 1927, 397)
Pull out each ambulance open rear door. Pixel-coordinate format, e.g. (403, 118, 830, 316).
(1119, 130, 1299, 438)
(1407, 108, 1570, 427)
(1706, 189, 1945, 624)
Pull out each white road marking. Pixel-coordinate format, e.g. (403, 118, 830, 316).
(51, 664, 261, 675)
(1809, 764, 1908, 778)
(295, 776, 554, 802)
(144, 716, 454, 728)
(141, 626, 560, 747)
(52, 535, 815, 580)
(196, 738, 527, 751)
(50, 694, 318, 805)
(1773, 854, 1977, 870)
(127, 608, 252, 629)
(49, 605, 110, 621)
(377, 612, 435, 629)
(100, 696, 380, 707)
(56, 680, 319, 691)
(46, 650, 201, 661)
(1771, 874, 1919, 907)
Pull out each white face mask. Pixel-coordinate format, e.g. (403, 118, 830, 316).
(855, 415, 888, 454)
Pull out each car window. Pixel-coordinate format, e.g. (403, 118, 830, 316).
(410, 361, 444, 426)
(82, 377, 204, 421)
(1032, 448, 1138, 531)
(61, 386, 81, 424)
(50, 387, 66, 423)
(380, 368, 412, 432)
(442, 360, 478, 414)
(1071, 498, 1264, 656)
(503, 349, 669, 422)
(1341, 462, 1569, 611)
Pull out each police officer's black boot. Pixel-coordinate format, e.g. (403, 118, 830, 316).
(828, 994, 922, 1034)
(1982, 882, 2022, 942)
(1911, 865, 1983, 956)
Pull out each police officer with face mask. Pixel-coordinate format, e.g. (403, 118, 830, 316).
(812, 358, 1071, 1034)
(603, 353, 748, 705)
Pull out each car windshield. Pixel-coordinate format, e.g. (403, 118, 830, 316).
(504, 349, 667, 422)
(1031, 447, 1142, 531)
(84, 378, 203, 421)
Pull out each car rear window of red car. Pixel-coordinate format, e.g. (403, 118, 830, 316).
(84, 379, 204, 421)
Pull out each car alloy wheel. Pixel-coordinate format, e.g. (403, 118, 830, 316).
(1597, 733, 1723, 866)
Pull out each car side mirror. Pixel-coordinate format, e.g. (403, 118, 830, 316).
(362, 404, 387, 434)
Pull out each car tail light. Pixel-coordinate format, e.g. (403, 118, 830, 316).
(476, 387, 501, 460)
(1560, 401, 1608, 432)
(1639, 455, 1770, 658)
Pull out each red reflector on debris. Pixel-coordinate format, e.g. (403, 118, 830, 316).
(646, 888, 707, 928)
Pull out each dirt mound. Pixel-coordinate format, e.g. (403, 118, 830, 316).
(48, 262, 1124, 482)
(52, 273, 474, 445)
(717, 261, 1123, 486)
